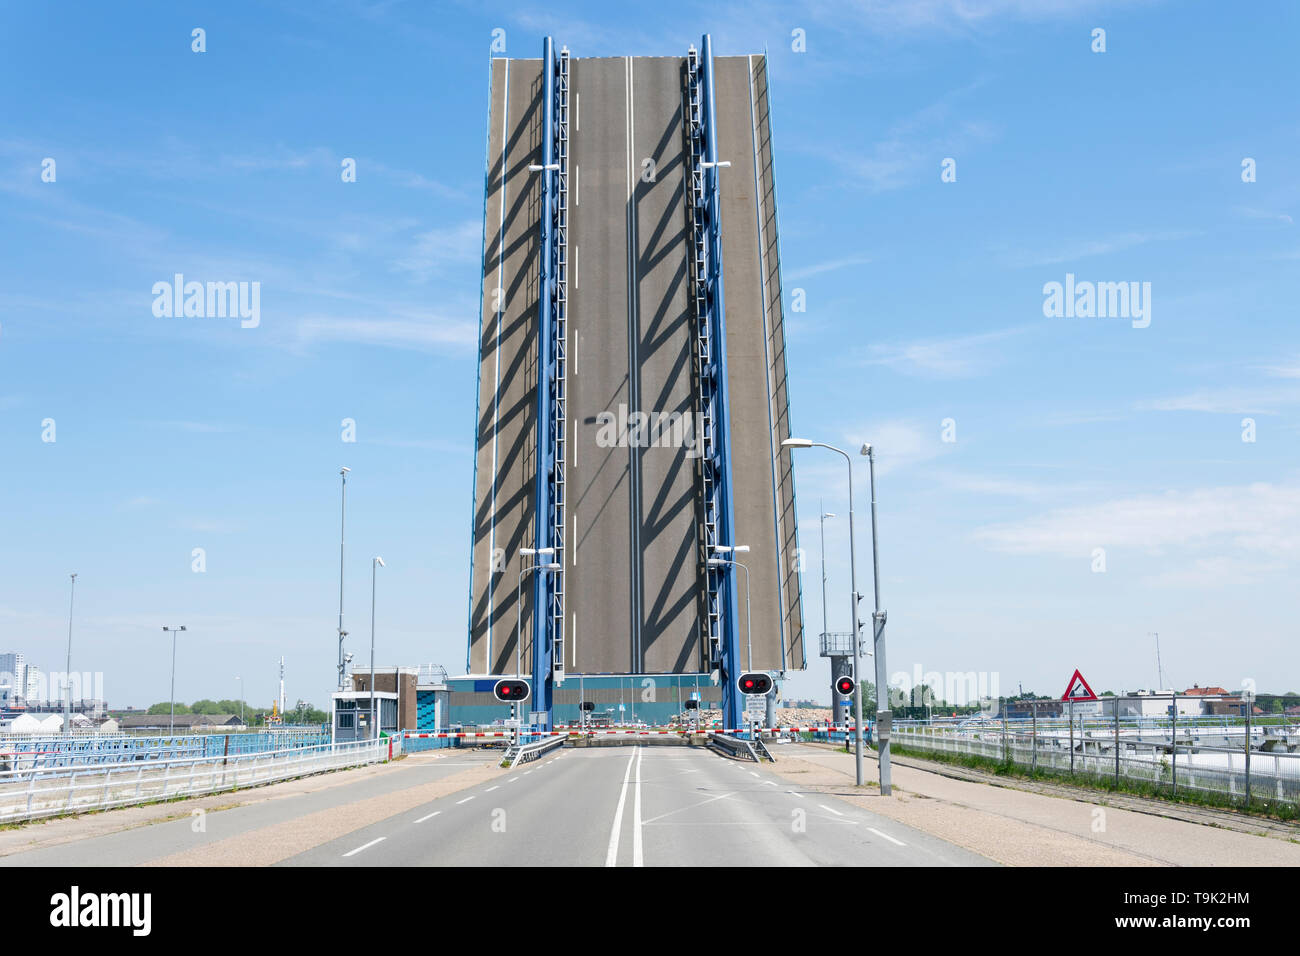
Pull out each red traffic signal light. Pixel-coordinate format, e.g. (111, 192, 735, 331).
(737, 673, 772, 695)
(493, 679, 531, 703)
(835, 676, 855, 697)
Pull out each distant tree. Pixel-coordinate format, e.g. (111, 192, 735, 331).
(147, 702, 190, 715)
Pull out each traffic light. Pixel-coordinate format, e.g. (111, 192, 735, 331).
(493, 679, 530, 703)
(835, 676, 856, 698)
(580, 701, 595, 712)
(737, 673, 772, 695)
(684, 699, 699, 710)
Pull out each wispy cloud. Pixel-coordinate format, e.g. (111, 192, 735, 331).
(1137, 385, 1300, 415)
(294, 312, 477, 352)
(863, 325, 1029, 378)
(996, 230, 1199, 269)
(393, 220, 482, 281)
(975, 482, 1300, 559)
(786, 255, 871, 280)
(817, 81, 998, 193)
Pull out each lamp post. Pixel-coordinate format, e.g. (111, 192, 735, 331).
(236, 675, 245, 724)
(162, 626, 187, 734)
(370, 556, 385, 739)
(781, 437, 872, 790)
(861, 442, 891, 795)
(708, 546, 751, 668)
(516, 548, 559, 739)
(819, 505, 835, 647)
(337, 467, 350, 691)
(64, 573, 76, 734)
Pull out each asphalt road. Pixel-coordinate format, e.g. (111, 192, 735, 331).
(279, 745, 992, 867)
(0, 750, 500, 867)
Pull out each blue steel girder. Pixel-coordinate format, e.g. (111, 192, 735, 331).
(531, 38, 569, 731)
(691, 34, 743, 733)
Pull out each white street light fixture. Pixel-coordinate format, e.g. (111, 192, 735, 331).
(514, 553, 564, 739)
(708, 549, 753, 672)
(701, 160, 731, 168)
(528, 163, 561, 172)
(782, 437, 881, 791)
(162, 625, 187, 735)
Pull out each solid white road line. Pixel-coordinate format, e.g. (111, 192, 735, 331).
(415, 811, 441, 823)
(869, 827, 906, 846)
(818, 804, 844, 816)
(605, 747, 638, 867)
(633, 745, 644, 867)
(456, 796, 475, 805)
(343, 837, 385, 858)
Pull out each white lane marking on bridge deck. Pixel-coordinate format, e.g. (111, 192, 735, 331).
(571, 612, 578, 667)
(415, 810, 441, 823)
(573, 245, 578, 293)
(633, 745, 644, 867)
(605, 746, 638, 866)
(749, 771, 761, 777)
(576, 91, 580, 131)
(574, 164, 579, 206)
(343, 837, 385, 857)
(623, 54, 643, 671)
(818, 804, 844, 816)
(486, 786, 499, 792)
(508, 776, 520, 782)
(786, 790, 804, 799)
(456, 796, 475, 804)
(763, 780, 777, 786)
(868, 827, 906, 846)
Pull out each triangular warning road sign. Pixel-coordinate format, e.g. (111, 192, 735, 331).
(1061, 668, 1098, 702)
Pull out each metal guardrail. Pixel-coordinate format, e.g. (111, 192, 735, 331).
(504, 735, 565, 768)
(894, 725, 1300, 807)
(0, 737, 397, 824)
(708, 732, 763, 762)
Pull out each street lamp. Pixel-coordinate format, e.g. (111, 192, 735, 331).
(161, 626, 187, 735)
(860, 442, 891, 795)
(64, 573, 76, 734)
(337, 467, 350, 691)
(515, 549, 559, 739)
(781, 436, 874, 790)
(818, 504, 835, 646)
(370, 556, 385, 740)
(708, 546, 752, 670)
(236, 675, 245, 723)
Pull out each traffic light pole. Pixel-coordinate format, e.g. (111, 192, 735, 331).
(837, 447, 866, 789)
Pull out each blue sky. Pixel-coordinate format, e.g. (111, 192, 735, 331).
(1, 0, 1298, 710)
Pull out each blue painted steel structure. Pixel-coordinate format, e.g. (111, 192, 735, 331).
(531, 38, 570, 730)
(689, 35, 744, 732)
